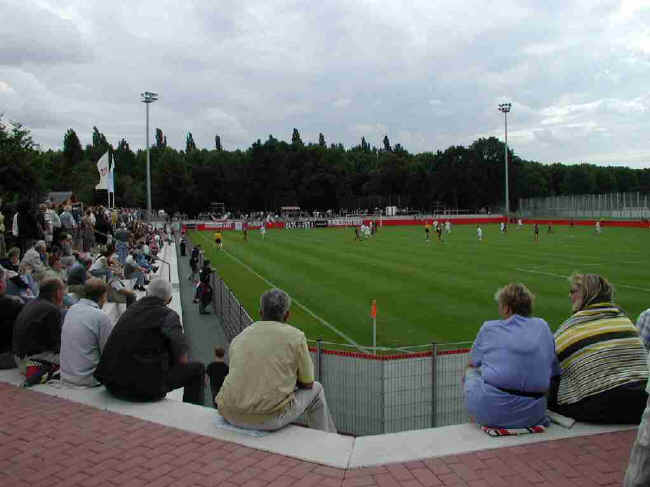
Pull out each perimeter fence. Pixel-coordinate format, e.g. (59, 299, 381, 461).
(519, 191, 650, 219)
(185, 239, 472, 435)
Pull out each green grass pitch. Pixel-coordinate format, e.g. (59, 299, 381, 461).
(188, 224, 650, 348)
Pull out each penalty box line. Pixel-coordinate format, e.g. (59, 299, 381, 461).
(214, 245, 366, 351)
(514, 267, 650, 293)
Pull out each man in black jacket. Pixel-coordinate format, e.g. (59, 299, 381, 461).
(0, 267, 23, 368)
(94, 278, 205, 404)
(12, 277, 65, 384)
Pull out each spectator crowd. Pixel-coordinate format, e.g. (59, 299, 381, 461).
(3, 200, 650, 484)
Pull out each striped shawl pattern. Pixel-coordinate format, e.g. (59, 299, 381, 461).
(554, 302, 649, 406)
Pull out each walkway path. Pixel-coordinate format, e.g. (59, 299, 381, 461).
(0, 381, 635, 487)
(176, 245, 228, 407)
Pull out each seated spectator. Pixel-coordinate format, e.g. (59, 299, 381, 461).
(94, 278, 205, 404)
(47, 253, 66, 282)
(636, 308, 650, 351)
(0, 267, 24, 368)
(6, 262, 39, 302)
(464, 283, 558, 428)
(20, 240, 48, 282)
(12, 277, 65, 385)
(60, 279, 113, 386)
(216, 288, 337, 432)
(207, 346, 229, 409)
(124, 251, 147, 291)
(0, 246, 21, 272)
(89, 245, 116, 281)
(549, 273, 649, 423)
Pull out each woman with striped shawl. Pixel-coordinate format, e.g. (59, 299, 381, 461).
(549, 273, 649, 423)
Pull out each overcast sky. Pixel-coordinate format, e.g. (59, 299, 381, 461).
(2, 0, 650, 168)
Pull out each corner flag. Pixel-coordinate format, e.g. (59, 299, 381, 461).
(370, 299, 377, 319)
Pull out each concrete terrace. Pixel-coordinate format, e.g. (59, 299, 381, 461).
(0, 240, 640, 486)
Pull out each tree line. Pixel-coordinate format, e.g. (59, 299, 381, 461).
(2, 121, 650, 216)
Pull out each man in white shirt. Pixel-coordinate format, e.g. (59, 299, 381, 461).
(60, 279, 113, 386)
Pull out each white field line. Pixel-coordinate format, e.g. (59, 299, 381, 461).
(219, 246, 367, 351)
(514, 267, 650, 293)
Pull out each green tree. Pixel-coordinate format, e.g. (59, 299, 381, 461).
(318, 133, 326, 147)
(383, 135, 391, 152)
(155, 128, 167, 149)
(291, 128, 303, 147)
(215, 134, 222, 151)
(186, 132, 197, 153)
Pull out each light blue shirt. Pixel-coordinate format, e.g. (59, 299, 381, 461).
(464, 314, 559, 428)
(60, 298, 114, 386)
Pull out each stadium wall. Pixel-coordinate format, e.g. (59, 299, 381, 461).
(182, 215, 650, 232)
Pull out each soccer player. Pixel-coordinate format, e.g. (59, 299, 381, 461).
(424, 222, 431, 241)
(499, 221, 505, 233)
(214, 232, 223, 249)
(445, 220, 451, 234)
(534, 223, 540, 241)
(260, 224, 266, 239)
(354, 226, 361, 241)
(436, 224, 443, 242)
(476, 225, 483, 241)
(595, 220, 602, 234)
(243, 222, 248, 241)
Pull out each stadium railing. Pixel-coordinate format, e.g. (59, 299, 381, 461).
(184, 238, 473, 435)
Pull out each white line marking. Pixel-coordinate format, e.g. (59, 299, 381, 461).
(514, 268, 650, 292)
(215, 244, 366, 351)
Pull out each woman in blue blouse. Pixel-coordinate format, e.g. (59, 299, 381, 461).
(464, 283, 559, 428)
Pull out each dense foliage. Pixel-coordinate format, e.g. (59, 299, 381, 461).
(2, 121, 650, 215)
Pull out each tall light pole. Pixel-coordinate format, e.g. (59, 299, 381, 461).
(141, 91, 158, 218)
(498, 102, 511, 216)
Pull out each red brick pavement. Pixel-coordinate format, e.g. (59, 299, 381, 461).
(0, 382, 637, 486)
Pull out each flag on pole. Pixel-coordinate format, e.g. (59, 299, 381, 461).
(95, 151, 109, 190)
(370, 299, 377, 319)
(107, 158, 115, 194)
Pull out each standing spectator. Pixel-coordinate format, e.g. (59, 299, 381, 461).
(0, 267, 24, 368)
(216, 288, 336, 432)
(0, 197, 6, 258)
(94, 279, 205, 405)
(14, 200, 41, 254)
(37, 203, 52, 244)
(549, 273, 649, 423)
(12, 277, 65, 385)
(60, 279, 113, 386)
(81, 209, 95, 252)
(206, 346, 229, 408)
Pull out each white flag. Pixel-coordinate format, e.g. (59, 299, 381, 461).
(95, 151, 109, 190)
(107, 159, 115, 194)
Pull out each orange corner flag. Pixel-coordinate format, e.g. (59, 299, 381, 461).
(370, 299, 377, 319)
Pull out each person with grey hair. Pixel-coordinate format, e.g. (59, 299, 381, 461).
(216, 288, 336, 433)
(94, 278, 205, 404)
(20, 240, 48, 282)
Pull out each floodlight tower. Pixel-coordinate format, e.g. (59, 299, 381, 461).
(498, 102, 512, 216)
(141, 91, 159, 217)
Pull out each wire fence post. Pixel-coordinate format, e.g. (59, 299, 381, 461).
(380, 356, 385, 434)
(316, 338, 322, 382)
(431, 342, 438, 428)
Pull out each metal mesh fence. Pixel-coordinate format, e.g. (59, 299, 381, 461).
(183, 238, 473, 435)
(519, 191, 650, 218)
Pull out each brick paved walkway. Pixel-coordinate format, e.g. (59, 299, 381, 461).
(0, 382, 636, 487)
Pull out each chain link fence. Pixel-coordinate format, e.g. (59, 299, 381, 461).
(519, 192, 650, 218)
(184, 238, 472, 435)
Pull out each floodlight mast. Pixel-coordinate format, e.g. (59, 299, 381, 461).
(498, 102, 512, 217)
(141, 91, 159, 218)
